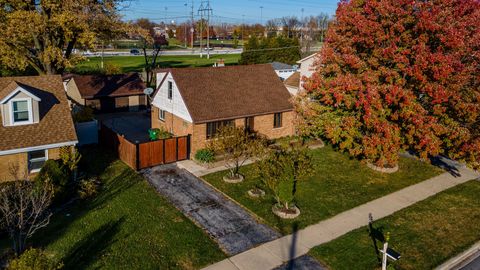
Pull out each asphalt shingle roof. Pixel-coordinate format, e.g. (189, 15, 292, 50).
(165, 64, 294, 123)
(0, 75, 77, 152)
(70, 73, 146, 99)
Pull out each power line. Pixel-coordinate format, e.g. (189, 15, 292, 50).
(198, 0, 213, 59)
(243, 46, 300, 53)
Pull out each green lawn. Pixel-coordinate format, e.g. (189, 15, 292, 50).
(73, 54, 240, 74)
(202, 146, 443, 235)
(309, 180, 480, 270)
(4, 147, 225, 269)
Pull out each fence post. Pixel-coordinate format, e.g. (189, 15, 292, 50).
(187, 134, 191, 159)
(162, 139, 166, 164)
(136, 143, 140, 171)
(176, 137, 179, 161)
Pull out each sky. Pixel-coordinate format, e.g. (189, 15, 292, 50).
(121, 0, 340, 24)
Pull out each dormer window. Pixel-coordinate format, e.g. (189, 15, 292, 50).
(10, 99, 33, 125)
(1, 83, 41, 127)
(12, 99, 31, 123)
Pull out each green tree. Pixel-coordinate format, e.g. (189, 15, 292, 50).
(255, 145, 313, 210)
(0, 0, 127, 75)
(240, 35, 301, 65)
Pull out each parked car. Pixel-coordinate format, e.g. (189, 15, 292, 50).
(130, 49, 141, 55)
(203, 47, 214, 51)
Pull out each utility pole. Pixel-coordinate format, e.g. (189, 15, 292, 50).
(198, 0, 213, 59)
(242, 14, 245, 41)
(191, 0, 195, 52)
(260, 6, 264, 25)
(301, 8, 304, 46)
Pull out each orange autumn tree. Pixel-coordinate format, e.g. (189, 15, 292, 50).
(299, 0, 480, 168)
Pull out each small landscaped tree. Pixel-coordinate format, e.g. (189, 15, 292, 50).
(209, 126, 265, 182)
(0, 180, 54, 255)
(255, 144, 314, 217)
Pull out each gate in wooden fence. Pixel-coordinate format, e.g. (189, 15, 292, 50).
(100, 124, 190, 170)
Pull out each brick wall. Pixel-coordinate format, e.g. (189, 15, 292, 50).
(0, 147, 64, 182)
(190, 111, 295, 154)
(151, 106, 193, 136)
(253, 111, 296, 139)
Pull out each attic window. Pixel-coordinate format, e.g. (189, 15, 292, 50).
(10, 99, 32, 125)
(168, 81, 173, 100)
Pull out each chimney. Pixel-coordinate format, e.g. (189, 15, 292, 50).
(213, 59, 225, 67)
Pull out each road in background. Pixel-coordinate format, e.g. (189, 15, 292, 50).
(83, 48, 243, 57)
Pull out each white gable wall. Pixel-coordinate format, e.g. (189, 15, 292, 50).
(152, 73, 193, 123)
(275, 69, 296, 81)
(297, 54, 317, 91)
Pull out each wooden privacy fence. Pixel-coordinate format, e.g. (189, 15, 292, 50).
(100, 124, 190, 170)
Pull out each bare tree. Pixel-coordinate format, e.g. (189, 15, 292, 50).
(316, 13, 330, 43)
(0, 179, 54, 255)
(280, 16, 301, 38)
(265, 19, 280, 38)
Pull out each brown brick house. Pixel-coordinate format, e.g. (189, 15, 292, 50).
(151, 64, 295, 154)
(0, 75, 78, 181)
(63, 73, 147, 113)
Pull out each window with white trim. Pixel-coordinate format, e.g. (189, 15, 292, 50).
(11, 100, 31, 124)
(168, 81, 173, 100)
(159, 109, 166, 121)
(28, 149, 47, 173)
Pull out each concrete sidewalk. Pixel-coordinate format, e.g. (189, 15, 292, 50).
(177, 159, 255, 177)
(202, 164, 479, 270)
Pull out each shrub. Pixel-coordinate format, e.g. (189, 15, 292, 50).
(195, 148, 215, 164)
(103, 63, 122, 75)
(78, 177, 100, 199)
(72, 107, 94, 123)
(148, 127, 172, 141)
(35, 160, 69, 204)
(7, 248, 62, 270)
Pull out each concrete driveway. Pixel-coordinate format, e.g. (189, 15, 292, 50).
(98, 112, 151, 143)
(143, 164, 280, 255)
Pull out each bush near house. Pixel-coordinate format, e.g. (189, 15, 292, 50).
(7, 248, 62, 270)
(195, 148, 215, 164)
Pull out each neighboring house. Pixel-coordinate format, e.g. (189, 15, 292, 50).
(284, 72, 300, 95)
(0, 75, 78, 181)
(64, 73, 147, 113)
(296, 53, 318, 91)
(270, 62, 297, 81)
(151, 64, 295, 154)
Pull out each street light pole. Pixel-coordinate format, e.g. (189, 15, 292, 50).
(184, 3, 188, 48)
(260, 6, 264, 25)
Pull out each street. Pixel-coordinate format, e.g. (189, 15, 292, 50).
(83, 48, 243, 57)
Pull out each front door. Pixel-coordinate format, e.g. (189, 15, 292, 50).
(245, 117, 254, 133)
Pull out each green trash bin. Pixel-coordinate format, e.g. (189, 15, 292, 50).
(148, 128, 159, 141)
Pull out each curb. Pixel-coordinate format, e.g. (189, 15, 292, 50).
(435, 242, 480, 270)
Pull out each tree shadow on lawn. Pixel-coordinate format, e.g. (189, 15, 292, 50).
(78, 146, 117, 177)
(62, 217, 126, 270)
(29, 147, 135, 257)
(86, 167, 140, 211)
